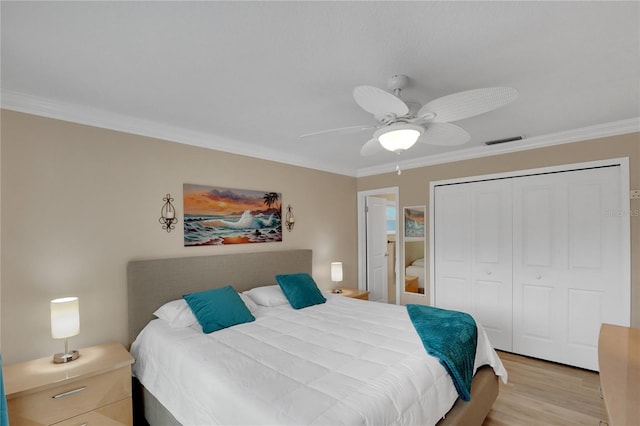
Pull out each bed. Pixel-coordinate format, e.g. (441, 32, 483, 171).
(128, 250, 505, 425)
(405, 257, 425, 292)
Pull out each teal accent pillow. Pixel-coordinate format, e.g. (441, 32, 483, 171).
(275, 273, 326, 309)
(183, 286, 255, 333)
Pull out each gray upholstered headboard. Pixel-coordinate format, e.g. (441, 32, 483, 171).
(127, 249, 312, 343)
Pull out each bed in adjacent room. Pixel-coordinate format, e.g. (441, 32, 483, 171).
(405, 257, 426, 292)
(127, 250, 506, 426)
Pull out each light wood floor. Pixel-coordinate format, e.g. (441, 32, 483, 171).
(483, 351, 608, 426)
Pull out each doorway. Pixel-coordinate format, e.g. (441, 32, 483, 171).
(357, 187, 399, 304)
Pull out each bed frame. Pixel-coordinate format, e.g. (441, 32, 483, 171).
(127, 249, 498, 426)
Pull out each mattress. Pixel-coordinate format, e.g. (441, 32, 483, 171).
(131, 294, 506, 426)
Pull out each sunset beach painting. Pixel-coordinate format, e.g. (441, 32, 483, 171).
(183, 184, 283, 246)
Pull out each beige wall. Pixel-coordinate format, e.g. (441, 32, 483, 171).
(2, 109, 637, 364)
(0, 110, 358, 364)
(358, 133, 640, 327)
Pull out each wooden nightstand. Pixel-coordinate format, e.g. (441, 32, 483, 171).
(3, 342, 134, 426)
(405, 275, 419, 293)
(333, 288, 369, 300)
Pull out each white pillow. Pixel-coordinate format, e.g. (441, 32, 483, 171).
(412, 258, 425, 266)
(243, 285, 288, 307)
(153, 299, 197, 328)
(239, 292, 259, 313)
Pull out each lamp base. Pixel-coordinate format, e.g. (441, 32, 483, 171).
(53, 350, 80, 364)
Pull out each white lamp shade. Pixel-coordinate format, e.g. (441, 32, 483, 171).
(331, 262, 343, 283)
(378, 129, 421, 151)
(50, 297, 80, 339)
(375, 123, 424, 152)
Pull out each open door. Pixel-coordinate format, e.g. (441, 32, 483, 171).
(357, 187, 399, 304)
(366, 196, 388, 303)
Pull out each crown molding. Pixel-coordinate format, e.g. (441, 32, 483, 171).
(3, 90, 637, 179)
(0, 90, 355, 177)
(355, 117, 640, 177)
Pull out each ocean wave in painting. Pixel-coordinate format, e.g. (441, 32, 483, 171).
(184, 212, 282, 246)
(203, 211, 276, 229)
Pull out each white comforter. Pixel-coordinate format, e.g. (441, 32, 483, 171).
(131, 294, 507, 426)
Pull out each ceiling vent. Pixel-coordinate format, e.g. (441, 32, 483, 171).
(484, 136, 523, 146)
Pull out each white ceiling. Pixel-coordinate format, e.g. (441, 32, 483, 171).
(2, 1, 639, 177)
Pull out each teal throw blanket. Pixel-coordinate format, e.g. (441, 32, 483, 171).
(0, 354, 7, 426)
(407, 304, 477, 401)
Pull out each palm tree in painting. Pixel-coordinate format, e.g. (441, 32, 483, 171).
(263, 192, 282, 219)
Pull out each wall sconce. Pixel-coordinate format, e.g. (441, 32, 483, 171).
(159, 193, 178, 233)
(331, 261, 343, 292)
(50, 297, 80, 363)
(285, 205, 295, 231)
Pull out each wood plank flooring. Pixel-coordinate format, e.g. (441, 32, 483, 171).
(483, 351, 608, 426)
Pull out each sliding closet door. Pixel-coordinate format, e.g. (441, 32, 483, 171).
(512, 166, 628, 370)
(434, 179, 513, 351)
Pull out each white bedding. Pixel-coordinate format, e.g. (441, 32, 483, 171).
(405, 265, 425, 289)
(131, 293, 506, 426)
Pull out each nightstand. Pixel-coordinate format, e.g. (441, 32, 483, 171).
(333, 288, 369, 300)
(405, 275, 419, 293)
(3, 342, 134, 426)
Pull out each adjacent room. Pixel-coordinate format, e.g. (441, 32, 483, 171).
(1, 2, 638, 425)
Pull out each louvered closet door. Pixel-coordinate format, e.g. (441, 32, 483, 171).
(512, 166, 627, 370)
(434, 179, 513, 351)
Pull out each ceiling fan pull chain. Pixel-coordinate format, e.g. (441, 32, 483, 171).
(396, 164, 402, 175)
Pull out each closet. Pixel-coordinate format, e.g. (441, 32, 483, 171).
(433, 161, 630, 371)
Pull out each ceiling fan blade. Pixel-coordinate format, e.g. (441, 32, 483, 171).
(418, 87, 518, 123)
(417, 123, 471, 146)
(299, 124, 377, 138)
(360, 138, 384, 156)
(353, 86, 409, 117)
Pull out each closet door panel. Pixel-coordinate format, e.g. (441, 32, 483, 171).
(474, 279, 509, 347)
(562, 168, 625, 368)
(471, 180, 512, 351)
(519, 185, 556, 269)
(434, 187, 473, 313)
(437, 277, 472, 313)
(513, 179, 563, 360)
(513, 166, 626, 370)
(567, 289, 603, 347)
(440, 190, 469, 264)
(519, 282, 560, 362)
(568, 182, 603, 269)
(435, 179, 512, 351)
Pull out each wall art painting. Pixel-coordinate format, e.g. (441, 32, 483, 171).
(183, 184, 283, 246)
(404, 206, 425, 239)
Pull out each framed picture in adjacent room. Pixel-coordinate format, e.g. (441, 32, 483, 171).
(404, 206, 425, 239)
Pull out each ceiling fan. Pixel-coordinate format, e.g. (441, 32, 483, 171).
(301, 74, 519, 156)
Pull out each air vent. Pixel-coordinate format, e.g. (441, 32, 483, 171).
(485, 136, 523, 146)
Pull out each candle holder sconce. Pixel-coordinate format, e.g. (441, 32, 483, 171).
(159, 193, 178, 233)
(284, 205, 295, 231)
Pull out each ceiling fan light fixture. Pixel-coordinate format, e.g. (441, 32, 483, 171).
(375, 123, 424, 152)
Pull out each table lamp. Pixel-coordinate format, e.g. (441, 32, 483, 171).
(331, 262, 343, 293)
(50, 297, 80, 363)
